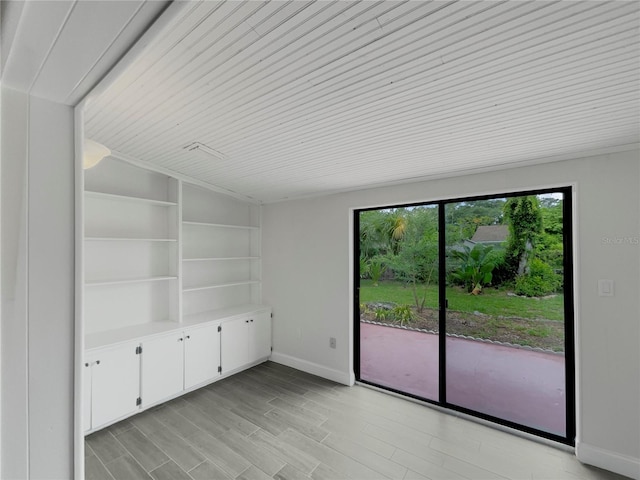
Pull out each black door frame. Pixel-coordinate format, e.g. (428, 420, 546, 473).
(353, 187, 575, 446)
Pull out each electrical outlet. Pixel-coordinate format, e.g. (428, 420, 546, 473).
(330, 337, 336, 349)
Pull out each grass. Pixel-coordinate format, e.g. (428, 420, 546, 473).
(359, 279, 564, 321)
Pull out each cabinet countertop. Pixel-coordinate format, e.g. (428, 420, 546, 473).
(85, 304, 271, 351)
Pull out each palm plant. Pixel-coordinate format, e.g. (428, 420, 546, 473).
(368, 258, 386, 286)
(450, 244, 496, 295)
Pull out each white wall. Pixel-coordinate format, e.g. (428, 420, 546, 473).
(1, 87, 75, 479)
(262, 150, 640, 479)
(1, 87, 30, 479)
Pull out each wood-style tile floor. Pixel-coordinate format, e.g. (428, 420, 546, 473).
(85, 362, 627, 480)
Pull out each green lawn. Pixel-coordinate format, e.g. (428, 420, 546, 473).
(359, 279, 564, 321)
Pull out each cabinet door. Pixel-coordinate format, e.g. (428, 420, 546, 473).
(221, 317, 249, 374)
(184, 323, 221, 389)
(91, 343, 140, 429)
(141, 333, 184, 407)
(248, 312, 271, 363)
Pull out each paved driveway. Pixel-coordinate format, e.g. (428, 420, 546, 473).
(360, 322, 566, 437)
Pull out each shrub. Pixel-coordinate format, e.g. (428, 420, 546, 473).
(487, 248, 510, 286)
(514, 258, 561, 297)
(374, 308, 388, 321)
(359, 257, 370, 279)
(391, 304, 414, 326)
(449, 244, 496, 294)
(368, 258, 386, 286)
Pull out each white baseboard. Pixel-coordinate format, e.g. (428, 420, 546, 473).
(576, 441, 640, 479)
(269, 351, 354, 386)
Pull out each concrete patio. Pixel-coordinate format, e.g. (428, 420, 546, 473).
(360, 322, 566, 437)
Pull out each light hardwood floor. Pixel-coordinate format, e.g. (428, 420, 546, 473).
(85, 362, 627, 480)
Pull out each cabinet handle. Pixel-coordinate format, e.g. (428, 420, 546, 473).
(185, 335, 190, 340)
(245, 320, 249, 323)
(178, 337, 184, 342)
(84, 363, 89, 367)
(250, 319, 254, 323)
(96, 360, 101, 365)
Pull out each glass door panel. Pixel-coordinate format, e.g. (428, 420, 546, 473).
(444, 194, 567, 437)
(358, 205, 439, 401)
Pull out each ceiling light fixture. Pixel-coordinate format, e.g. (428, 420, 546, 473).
(183, 142, 226, 161)
(83, 139, 111, 169)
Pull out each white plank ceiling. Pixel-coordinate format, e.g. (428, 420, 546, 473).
(85, 0, 640, 203)
(1, 0, 170, 105)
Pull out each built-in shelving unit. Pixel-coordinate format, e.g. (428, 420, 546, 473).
(84, 158, 180, 338)
(83, 157, 270, 434)
(181, 183, 262, 318)
(83, 157, 265, 348)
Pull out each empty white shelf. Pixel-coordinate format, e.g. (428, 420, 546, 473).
(85, 276, 178, 287)
(183, 280, 260, 293)
(182, 221, 259, 230)
(85, 190, 177, 206)
(182, 256, 260, 262)
(85, 237, 178, 242)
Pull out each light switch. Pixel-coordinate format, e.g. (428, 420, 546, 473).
(598, 279, 614, 297)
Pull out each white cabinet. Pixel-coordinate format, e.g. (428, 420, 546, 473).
(141, 323, 221, 407)
(221, 312, 271, 374)
(84, 343, 140, 431)
(248, 311, 272, 361)
(184, 323, 221, 389)
(141, 333, 184, 407)
(220, 317, 249, 374)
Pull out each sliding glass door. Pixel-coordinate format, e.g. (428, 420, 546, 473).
(355, 188, 574, 444)
(357, 205, 439, 401)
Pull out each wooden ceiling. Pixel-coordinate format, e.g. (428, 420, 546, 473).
(85, 0, 640, 203)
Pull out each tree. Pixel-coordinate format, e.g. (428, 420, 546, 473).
(503, 196, 542, 277)
(383, 207, 438, 312)
(446, 199, 506, 243)
(359, 209, 408, 259)
(537, 198, 564, 272)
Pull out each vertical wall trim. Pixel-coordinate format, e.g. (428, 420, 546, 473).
(570, 183, 582, 453)
(73, 103, 85, 480)
(24, 93, 31, 480)
(177, 180, 183, 323)
(0, 73, 3, 480)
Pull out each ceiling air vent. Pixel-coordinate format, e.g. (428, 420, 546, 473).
(183, 142, 226, 161)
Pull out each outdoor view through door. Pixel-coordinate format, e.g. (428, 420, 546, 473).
(355, 188, 575, 444)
